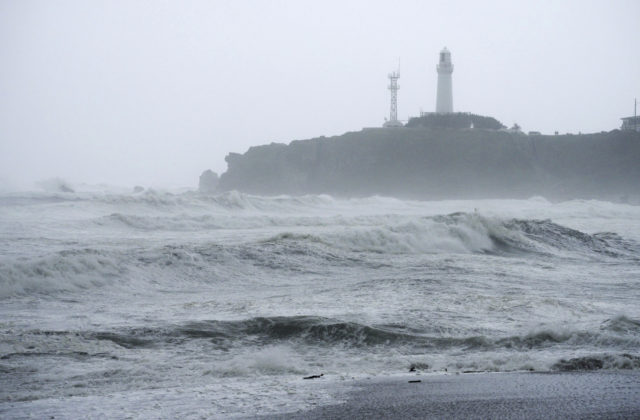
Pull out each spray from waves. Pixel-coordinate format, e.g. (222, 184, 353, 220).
(95, 213, 350, 231)
(36, 178, 75, 193)
(5, 190, 640, 221)
(97, 213, 225, 231)
(91, 189, 319, 211)
(0, 189, 340, 212)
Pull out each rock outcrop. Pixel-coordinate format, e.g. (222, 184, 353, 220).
(215, 126, 640, 201)
(198, 169, 219, 194)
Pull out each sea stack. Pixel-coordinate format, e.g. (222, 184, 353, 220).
(198, 169, 219, 194)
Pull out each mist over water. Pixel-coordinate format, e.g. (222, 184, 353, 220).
(2, 1, 639, 417)
(1, 189, 640, 417)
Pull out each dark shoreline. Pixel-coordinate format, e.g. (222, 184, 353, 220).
(257, 371, 640, 420)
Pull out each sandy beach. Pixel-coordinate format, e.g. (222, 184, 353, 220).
(262, 371, 640, 420)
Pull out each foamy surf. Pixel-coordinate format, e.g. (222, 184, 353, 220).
(1, 192, 639, 417)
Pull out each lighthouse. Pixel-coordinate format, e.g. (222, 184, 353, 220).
(435, 47, 454, 113)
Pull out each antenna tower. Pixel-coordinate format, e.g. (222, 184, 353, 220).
(384, 65, 402, 127)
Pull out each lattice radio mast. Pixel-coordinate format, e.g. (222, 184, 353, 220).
(383, 62, 403, 127)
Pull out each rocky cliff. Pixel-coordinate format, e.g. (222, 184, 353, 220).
(216, 127, 640, 201)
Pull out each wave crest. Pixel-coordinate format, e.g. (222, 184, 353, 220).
(0, 249, 124, 297)
(79, 315, 640, 352)
(261, 213, 639, 258)
(553, 353, 640, 371)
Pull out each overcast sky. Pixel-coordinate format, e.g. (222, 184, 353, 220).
(1, 0, 638, 190)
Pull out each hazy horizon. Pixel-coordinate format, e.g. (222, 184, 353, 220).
(1, 0, 639, 190)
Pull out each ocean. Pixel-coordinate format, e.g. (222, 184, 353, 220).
(1, 189, 639, 418)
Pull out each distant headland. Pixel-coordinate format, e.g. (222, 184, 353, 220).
(201, 47, 640, 201)
(206, 112, 639, 201)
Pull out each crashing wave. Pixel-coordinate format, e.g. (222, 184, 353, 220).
(553, 353, 640, 371)
(52, 315, 638, 352)
(0, 249, 124, 297)
(262, 213, 639, 258)
(6, 315, 640, 376)
(2, 211, 638, 298)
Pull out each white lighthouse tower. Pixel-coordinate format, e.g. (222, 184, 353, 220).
(435, 47, 454, 113)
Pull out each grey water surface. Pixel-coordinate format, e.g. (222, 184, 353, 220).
(1, 190, 639, 417)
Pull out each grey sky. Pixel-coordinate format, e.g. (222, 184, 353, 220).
(1, 0, 638, 189)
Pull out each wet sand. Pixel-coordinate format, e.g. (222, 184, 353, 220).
(260, 371, 640, 420)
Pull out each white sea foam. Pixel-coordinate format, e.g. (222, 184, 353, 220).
(1, 192, 639, 417)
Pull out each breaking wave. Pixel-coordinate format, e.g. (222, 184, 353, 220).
(262, 213, 639, 258)
(44, 315, 640, 352)
(2, 212, 638, 298)
(0, 249, 125, 297)
(7, 315, 640, 373)
(552, 353, 640, 371)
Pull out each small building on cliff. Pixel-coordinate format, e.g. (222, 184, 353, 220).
(621, 116, 640, 132)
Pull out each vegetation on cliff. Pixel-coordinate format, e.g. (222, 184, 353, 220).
(406, 112, 506, 130)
